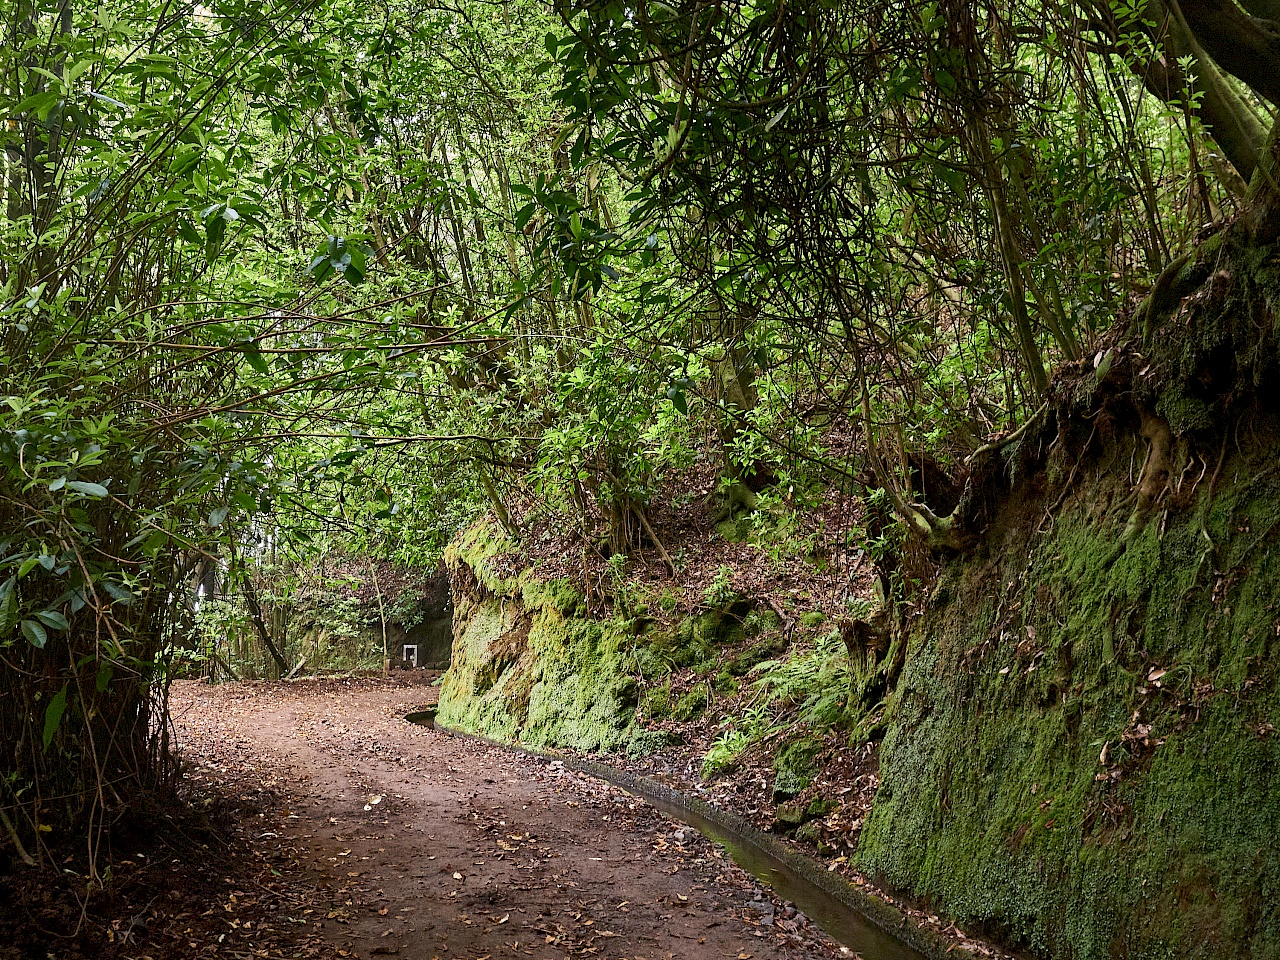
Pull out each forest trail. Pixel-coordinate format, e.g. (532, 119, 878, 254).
(171, 678, 846, 960)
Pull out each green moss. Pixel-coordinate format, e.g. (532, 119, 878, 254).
(806, 797, 838, 819)
(627, 728, 682, 756)
(798, 610, 827, 629)
(440, 521, 752, 758)
(772, 734, 822, 801)
(444, 519, 521, 597)
(1156, 387, 1214, 435)
(644, 608, 742, 672)
(713, 669, 740, 694)
(520, 574, 584, 615)
(727, 635, 786, 676)
(641, 680, 673, 721)
(774, 797, 838, 835)
(715, 516, 753, 542)
(742, 608, 781, 637)
(672, 683, 709, 722)
(795, 823, 821, 844)
(774, 802, 807, 832)
(856, 437, 1280, 960)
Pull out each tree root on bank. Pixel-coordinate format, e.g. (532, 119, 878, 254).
(892, 402, 1053, 553)
(1102, 410, 1174, 566)
(707, 480, 759, 525)
(1126, 412, 1174, 538)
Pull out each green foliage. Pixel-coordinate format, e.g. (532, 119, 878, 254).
(754, 630, 854, 728)
(671, 683, 710, 722)
(0, 0, 1273, 926)
(702, 701, 776, 778)
(702, 566, 738, 608)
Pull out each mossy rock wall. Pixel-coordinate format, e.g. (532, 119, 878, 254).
(857, 427, 1280, 959)
(436, 521, 670, 753)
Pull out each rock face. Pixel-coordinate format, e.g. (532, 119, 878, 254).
(857, 416, 1280, 959)
(436, 521, 754, 753)
(436, 522, 652, 752)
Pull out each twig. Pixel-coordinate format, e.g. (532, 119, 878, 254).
(0, 804, 37, 867)
(634, 507, 678, 576)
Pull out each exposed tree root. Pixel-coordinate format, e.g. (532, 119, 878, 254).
(1103, 411, 1175, 566)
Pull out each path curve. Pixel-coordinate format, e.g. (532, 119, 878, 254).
(172, 677, 847, 960)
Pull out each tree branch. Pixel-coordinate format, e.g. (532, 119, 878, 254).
(1178, 0, 1280, 104)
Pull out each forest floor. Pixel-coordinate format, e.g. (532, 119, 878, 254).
(148, 674, 851, 960)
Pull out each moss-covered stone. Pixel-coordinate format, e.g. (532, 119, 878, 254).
(715, 515, 753, 542)
(772, 735, 822, 801)
(774, 795, 837, 834)
(795, 822, 821, 844)
(712, 669, 740, 694)
(742, 608, 781, 637)
(773, 801, 807, 832)
(440, 520, 747, 758)
(437, 521, 642, 753)
(806, 797, 838, 819)
(641, 681, 673, 721)
(672, 683, 709, 722)
(727, 635, 786, 677)
(857, 426, 1280, 960)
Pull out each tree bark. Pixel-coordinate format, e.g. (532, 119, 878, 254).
(1178, 0, 1280, 105)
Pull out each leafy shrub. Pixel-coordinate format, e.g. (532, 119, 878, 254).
(702, 565, 738, 607)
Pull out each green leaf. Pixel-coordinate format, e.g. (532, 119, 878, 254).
(205, 212, 227, 262)
(241, 344, 270, 374)
(0, 577, 17, 633)
(48, 475, 66, 492)
(101, 581, 134, 605)
(935, 163, 966, 196)
(514, 201, 537, 232)
(21, 618, 47, 648)
(168, 145, 203, 177)
(16, 90, 60, 120)
(66, 480, 108, 498)
(208, 505, 230, 527)
(42, 685, 68, 751)
(307, 253, 333, 283)
(35, 610, 69, 631)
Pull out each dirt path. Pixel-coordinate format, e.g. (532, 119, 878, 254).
(171, 677, 847, 960)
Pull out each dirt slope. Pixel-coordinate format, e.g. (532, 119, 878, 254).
(171, 676, 847, 960)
